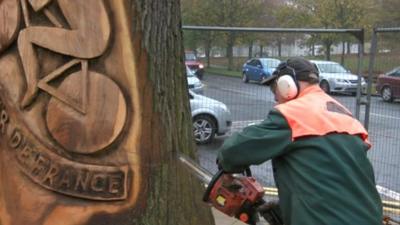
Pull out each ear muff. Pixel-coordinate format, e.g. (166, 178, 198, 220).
(274, 61, 300, 100)
(276, 75, 298, 100)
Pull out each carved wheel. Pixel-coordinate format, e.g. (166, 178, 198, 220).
(46, 70, 127, 154)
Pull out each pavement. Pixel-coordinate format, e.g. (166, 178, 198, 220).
(212, 208, 269, 225)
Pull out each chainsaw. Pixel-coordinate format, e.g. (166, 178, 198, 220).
(178, 153, 284, 225)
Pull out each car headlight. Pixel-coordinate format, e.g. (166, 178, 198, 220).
(335, 78, 347, 83)
(199, 64, 204, 69)
(219, 103, 228, 112)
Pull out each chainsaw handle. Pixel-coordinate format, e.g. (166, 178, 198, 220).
(203, 168, 252, 202)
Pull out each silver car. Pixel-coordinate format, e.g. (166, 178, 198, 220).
(187, 66, 204, 95)
(190, 91, 232, 144)
(310, 60, 366, 95)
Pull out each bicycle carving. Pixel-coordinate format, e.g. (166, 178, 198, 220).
(17, 0, 127, 154)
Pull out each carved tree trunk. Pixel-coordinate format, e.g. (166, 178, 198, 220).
(0, 0, 214, 224)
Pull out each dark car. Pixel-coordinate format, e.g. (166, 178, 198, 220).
(185, 51, 204, 79)
(376, 67, 400, 102)
(242, 58, 281, 83)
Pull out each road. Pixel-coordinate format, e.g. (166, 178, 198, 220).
(196, 73, 400, 202)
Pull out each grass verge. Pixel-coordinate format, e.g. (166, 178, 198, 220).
(205, 67, 242, 78)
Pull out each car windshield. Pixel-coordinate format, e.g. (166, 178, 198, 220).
(261, 59, 281, 68)
(185, 53, 197, 61)
(386, 67, 400, 76)
(317, 63, 348, 73)
(186, 67, 195, 77)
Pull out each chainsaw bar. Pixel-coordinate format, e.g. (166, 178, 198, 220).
(178, 153, 213, 184)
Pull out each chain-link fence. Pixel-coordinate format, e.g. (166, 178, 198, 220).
(183, 26, 400, 217)
(365, 27, 400, 217)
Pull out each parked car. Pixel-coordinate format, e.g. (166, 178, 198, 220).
(376, 67, 400, 102)
(310, 60, 367, 95)
(185, 51, 204, 79)
(190, 91, 232, 144)
(186, 66, 204, 95)
(242, 58, 281, 83)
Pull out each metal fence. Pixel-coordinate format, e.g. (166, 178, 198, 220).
(366, 27, 400, 217)
(183, 26, 400, 216)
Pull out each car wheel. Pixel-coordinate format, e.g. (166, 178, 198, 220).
(242, 72, 249, 83)
(195, 70, 204, 80)
(381, 86, 394, 102)
(320, 80, 330, 94)
(193, 115, 216, 144)
(259, 74, 266, 84)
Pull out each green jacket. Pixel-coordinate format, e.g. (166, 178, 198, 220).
(217, 110, 383, 225)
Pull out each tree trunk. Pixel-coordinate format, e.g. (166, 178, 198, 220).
(248, 41, 253, 59)
(260, 44, 264, 57)
(325, 41, 332, 61)
(311, 43, 315, 56)
(341, 41, 345, 65)
(347, 41, 351, 54)
(0, 0, 214, 225)
(205, 34, 211, 68)
(226, 32, 235, 71)
(278, 38, 282, 58)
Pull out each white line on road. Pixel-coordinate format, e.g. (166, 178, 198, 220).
(377, 185, 400, 201)
(232, 119, 263, 126)
(219, 88, 257, 96)
(369, 112, 400, 120)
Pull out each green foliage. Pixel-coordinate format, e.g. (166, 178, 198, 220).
(181, 0, 267, 69)
(273, 0, 378, 59)
(181, 0, 398, 62)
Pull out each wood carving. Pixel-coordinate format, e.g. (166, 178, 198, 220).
(0, 0, 20, 53)
(0, 0, 140, 224)
(18, 0, 111, 108)
(0, 0, 214, 224)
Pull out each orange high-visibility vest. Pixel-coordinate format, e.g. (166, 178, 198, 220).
(275, 85, 371, 148)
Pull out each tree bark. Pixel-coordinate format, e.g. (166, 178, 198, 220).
(311, 43, 315, 56)
(248, 40, 253, 59)
(278, 39, 282, 58)
(325, 41, 332, 61)
(226, 32, 235, 71)
(347, 41, 351, 54)
(0, 0, 214, 224)
(205, 32, 212, 68)
(341, 41, 345, 65)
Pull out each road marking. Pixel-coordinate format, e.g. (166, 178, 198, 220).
(231, 120, 263, 133)
(369, 112, 400, 120)
(219, 88, 257, 96)
(232, 119, 263, 126)
(377, 185, 400, 201)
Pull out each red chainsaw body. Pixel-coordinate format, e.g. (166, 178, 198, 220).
(208, 174, 265, 217)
